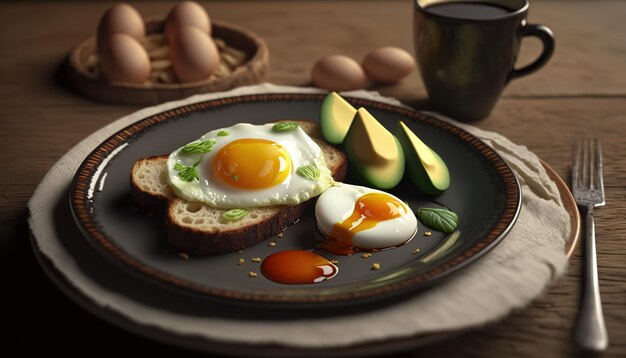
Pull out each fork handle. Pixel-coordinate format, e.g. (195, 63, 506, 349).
(574, 206, 608, 351)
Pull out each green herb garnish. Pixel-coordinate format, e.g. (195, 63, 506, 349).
(223, 208, 248, 221)
(174, 161, 200, 182)
(272, 122, 299, 132)
(181, 139, 216, 154)
(417, 207, 458, 233)
(296, 164, 321, 181)
(231, 175, 240, 181)
(217, 131, 229, 136)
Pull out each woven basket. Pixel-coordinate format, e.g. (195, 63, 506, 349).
(64, 19, 269, 105)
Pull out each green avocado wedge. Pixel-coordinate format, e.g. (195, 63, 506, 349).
(396, 121, 450, 195)
(343, 108, 405, 189)
(320, 92, 358, 145)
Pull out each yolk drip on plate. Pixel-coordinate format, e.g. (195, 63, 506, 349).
(318, 192, 407, 255)
(261, 250, 338, 284)
(212, 138, 292, 189)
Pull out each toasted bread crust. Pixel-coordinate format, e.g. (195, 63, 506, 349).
(131, 120, 347, 255)
(166, 201, 307, 255)
(130, 155, 172, 214)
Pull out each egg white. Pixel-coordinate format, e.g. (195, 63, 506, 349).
(315, 183, 418, 250)
(167, 123, 334, 208)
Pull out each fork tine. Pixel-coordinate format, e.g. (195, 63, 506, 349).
(589, 138, 596, 189)
(572, 138, 606, 207)
(596, 139, 605, 199)
(572, 139, 582, 188)
(582, 138, 590, 188)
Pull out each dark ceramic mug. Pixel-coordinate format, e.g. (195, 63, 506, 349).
(414, 0, 554, 121)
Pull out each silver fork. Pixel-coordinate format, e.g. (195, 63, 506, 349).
(572, 138, 608, 351)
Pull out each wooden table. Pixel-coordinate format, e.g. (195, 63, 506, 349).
(2, 1, 624, 356)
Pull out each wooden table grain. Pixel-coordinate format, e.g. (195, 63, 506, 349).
(1, 1, 624, 356)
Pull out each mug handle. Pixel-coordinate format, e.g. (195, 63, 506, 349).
(511, 24, 555, 79)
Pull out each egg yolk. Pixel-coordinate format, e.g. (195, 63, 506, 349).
(211, 139, 292, 189)
(318, 192, 407, 255)
(261, 250, 338, 285)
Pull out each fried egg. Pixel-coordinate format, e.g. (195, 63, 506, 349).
(167, 123, 334, 208)
(315, 183, 417, 253)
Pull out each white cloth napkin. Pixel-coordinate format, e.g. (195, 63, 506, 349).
(28, 84, 570, 348)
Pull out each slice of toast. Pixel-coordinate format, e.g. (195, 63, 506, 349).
(130, 120, 347, 255)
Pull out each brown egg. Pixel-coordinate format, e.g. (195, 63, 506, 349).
(165, 1, 211, 44)
(97, 3, 145, 48)
(99, 33, 151, 84)
(362, 47, 416, 84)
(170, 26, 219, 83)
(311, 55, 369, 91)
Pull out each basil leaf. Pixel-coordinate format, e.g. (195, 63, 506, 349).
(272, 122, 299, 132)
(174, 161, 200, 182)
(223, 208, 247, 221)
(181, 139, 216, 154)
(296, 164, 320, 180)
(217, 131, 229, 136)
(417, 207, 458, 233)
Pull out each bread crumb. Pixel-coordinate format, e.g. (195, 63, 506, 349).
(178, 253, 190, 260)
(237, 258, 245, 265)
(277, 232, 284, 238)
(251, 257, 261, 263)
(248, 272, 258, 277)
(361, 253, 372, 258)
(412, 248, 421, 254)
(268, 241, 276, 247)
(330, 260, 339, 264)
(424, 231, 432, 236)
(372, 263, 381, 270)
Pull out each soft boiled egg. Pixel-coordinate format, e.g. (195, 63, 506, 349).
(167, 123, 334, 208)
(315, 183, 417, 254)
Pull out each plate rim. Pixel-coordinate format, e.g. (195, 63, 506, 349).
(69, 92, 522, 305)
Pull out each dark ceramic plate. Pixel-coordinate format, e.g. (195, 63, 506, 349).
(70, 93, 520, 308)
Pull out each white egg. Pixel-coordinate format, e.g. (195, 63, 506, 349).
(315, 183, 417, 250)
(167, 123, 334, 208)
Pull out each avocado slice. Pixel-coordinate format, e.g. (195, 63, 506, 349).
(396, 121, 450, 195)
(344, 108, 405, 189)
(320, 92, 357, 145)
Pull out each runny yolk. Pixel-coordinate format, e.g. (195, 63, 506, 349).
(261, 250, 338, 284)
(211, 138, 292, 189)
(318, 192, 407, 255)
